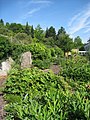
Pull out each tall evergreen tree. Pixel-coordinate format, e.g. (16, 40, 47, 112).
(57, 27, 66, 36)
(45, 27, 49, 38)
(0, 19, 4, 26)
(48, 26, 56, 39)
(24, 22, 30, 35)
(31, 25, 34, 38)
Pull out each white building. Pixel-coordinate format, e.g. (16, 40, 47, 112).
(78, 51, 87, 55)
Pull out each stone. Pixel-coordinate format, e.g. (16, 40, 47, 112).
(1, 61, 11, 71)
(21, 51, 32, 69)
(50, 65, 60, 74)
(0, 57, 14, 77)
(1, 57, 14, 72)
(8, 57, 14, 64)
(0, 70, 7, 77)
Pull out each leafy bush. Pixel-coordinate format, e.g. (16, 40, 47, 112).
(54, 47, 64, 58)
(61, 56, 90, 82)
(11, 43, 53, 68)
(13, 33, 32, 44)
(0, 36, 12, 60)
(4, 68, 90, 120)
(29, 43, 51, 60)
(33, 59, 51, 69)
(11, 43, 51, 60)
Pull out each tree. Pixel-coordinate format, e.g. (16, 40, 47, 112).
(57, 26, 66, 36)
(45, 27, 49, 38)
(34, 24, 44, 41)
(48, 26, 56, 39)
(24, 22, 31, 35)
(57, 33, 73, 52)
(6, 22, 10, 28)
(0, 19, 4, 26)
(31, 25, 34, 38)
(9, 23, 23, 33)
(57, 27, 74, 52)
(74, 36, 83, 49)
(43, 37, 56, 47)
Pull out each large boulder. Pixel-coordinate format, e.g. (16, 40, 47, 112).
(21, 51, 32, 69)
(0, 57, 14, 77)
(1, 61, 11, 71)
(1, 57, 14, 72)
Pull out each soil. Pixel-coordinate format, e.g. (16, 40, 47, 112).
(0, 76, 7, 120)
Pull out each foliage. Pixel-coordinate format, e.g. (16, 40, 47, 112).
(34, 24, 45, 41)
(13, 32, 32, 44)
(8, 23, 23, 33)
(0, 36, 12, 60)
(56, 27, 74, 52)
(24, 22, 31, 35)
(31, 25, 34, 38)
(57, 27, 66, 36)
(29, 43, 51, 60)
(45, 27, 49, 38)
(61, 56, 90, 82)
(11, 43, 53, 68)
(50, 47, 64, 64)
(43, 37, 56, 47)
(74, 36, 83, 49)
(0, 27, 13, 37)
(0, 19, 4, 26)
(54, 47, 64, 57)
(4, 67, 90, 120)
(0, 18, 90, 120)
(45, 26, 56, 39)
(11, 44, 24, 62)
(33, 59, 51, 69)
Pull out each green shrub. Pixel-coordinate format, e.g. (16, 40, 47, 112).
(0, 36, 12, 60)
(4, 68, 90, 120)
(33, 59, 51, 69)
(61, 58, 90, 82)
(54, 46, 64, 58)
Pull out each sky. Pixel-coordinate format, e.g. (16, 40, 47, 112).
(0, 0, 90, 43)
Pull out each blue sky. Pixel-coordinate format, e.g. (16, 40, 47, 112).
(0, 0, 90, 43)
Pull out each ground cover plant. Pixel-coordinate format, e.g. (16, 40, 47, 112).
(4, 64, 90, 120)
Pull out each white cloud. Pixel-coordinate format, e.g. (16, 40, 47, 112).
(22, 0, 52, 19)
(68, 3, 90, 35)
(30, 0, 52, 4)
(27, 8, 40, 15)
(23, 8, 41, 19)
(84, 27, 90, 33)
